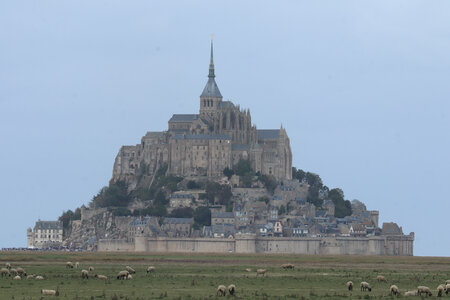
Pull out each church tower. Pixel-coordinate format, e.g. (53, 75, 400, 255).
(200, 38, 222, 116)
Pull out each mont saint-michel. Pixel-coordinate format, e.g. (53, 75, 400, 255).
(28, 42, 414, 255)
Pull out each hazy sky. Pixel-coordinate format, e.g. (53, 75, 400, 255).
(1, 1, 449, 256)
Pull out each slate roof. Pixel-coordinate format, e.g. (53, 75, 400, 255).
(218, 101, 234, 109)
(170, 193, 194, 199)
(201, 77, 222, 98)
(35, 221, 62, 230)
(171, 134, 230, 140)
(211, 212, 235, 218)
(257, 129, 280, 140)
(163, 218, 194, 225)
(231, 144, 250, 151)
(169, 114, 199, 123)
(143, 131, 164, 138)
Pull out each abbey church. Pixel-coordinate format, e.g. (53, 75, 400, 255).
(111, 41, 292, 185)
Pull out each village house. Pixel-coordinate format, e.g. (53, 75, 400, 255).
(27, 220, 63, 248)
(161, 218, 193, 237)
(211, 212, 235, 226)
(169, 192, 194, 208)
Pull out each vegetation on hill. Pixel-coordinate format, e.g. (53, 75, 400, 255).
(292, 167, 352, 217)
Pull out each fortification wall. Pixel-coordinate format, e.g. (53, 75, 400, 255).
(98, 234, 414, 256)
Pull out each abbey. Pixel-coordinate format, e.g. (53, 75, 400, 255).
(111, 41, 292, 185)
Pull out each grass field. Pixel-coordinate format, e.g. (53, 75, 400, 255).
(1, 252, 450, 299)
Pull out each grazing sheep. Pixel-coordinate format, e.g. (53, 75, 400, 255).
(13, 275, 21, 280)
(66, 262, 74, 268)
(446, 280, 450, 285)
(360, 281, 372, 292)
(147, 266, 155, 274)
(75, 262, 79, 269)
(417, 286, 432, 297)
(16, 267, 26, 277)
(10, 268, 18, 276)
(346, 281, 353, 291)
(445, 283, 450, 295)
(437, 284, 445, 297)
(126, 274, 132, 280)
(390, 285, 399, 296)
(125, 266, 136, 274)
(27, 275, 35, 280)
(404, 290, 417, 296)
(228, 284, 236, 296)
(216, 285, 226, 296)
(41, 289, 58, 296)
(256, 269, 266, 277)
(1, 268, 10, 277)
(81, 269, 89, 279)
(35, 276, 44, 280)
(5, 263, 11, 270)
(95, 274, 108, 280)
(88, 266, 94, 272)
(245, 268, 252, 272)
(117, 270, 130, 280)
(377, 275, 387, 283)
(281, 263, 294, 270)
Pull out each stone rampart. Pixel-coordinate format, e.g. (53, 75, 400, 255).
(98, 233, 414, 255)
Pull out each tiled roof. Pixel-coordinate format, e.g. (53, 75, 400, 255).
(201, 77, 222, 98)
(163, 217, 193, 225)
(257, 129, 280, 140)
(211, 212, 234, 218)
(171, 134, 230, 140)
(169, 114, 199, 123)
(35, 221, 62, 230)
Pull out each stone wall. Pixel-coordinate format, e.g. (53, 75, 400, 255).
(98, 234, 414, 256)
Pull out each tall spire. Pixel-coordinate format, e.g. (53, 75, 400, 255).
(209, 35, 215, 78)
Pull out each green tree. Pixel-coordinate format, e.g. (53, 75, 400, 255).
(259, 174, 278, 194)
(278, 205, 286, 216)
(169, 207, 194, 218)
(187, 180, 201, 189)
(205, 182, 232, 205)
(223, 167, 235, 179)
(242, 172, 253, 188)
(194, 206, 211, 227)
(235, 159, 252, 176)
(328, 188, 352, 218)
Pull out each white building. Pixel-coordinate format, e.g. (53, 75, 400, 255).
(27, 220, 63, 248)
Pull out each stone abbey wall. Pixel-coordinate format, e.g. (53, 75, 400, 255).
(98, 234, 414, 256)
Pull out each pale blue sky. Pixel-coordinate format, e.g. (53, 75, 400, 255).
(1, 1, 449, 256)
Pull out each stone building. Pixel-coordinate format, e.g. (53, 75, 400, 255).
(27, 220, 63, 248)
(111, 40, 292, 186)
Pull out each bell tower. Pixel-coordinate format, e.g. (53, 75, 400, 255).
(200, 37, 222, 116)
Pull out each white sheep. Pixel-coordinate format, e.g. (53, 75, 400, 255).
(1, 268, 10, 277)
(360, 281, 372, 292)
(228, 284, 236, 296)
(26, 274, 35, 280)
(445, 283, 450, 295)
(16, 267, 26, 277)
(41, 289, 59, 296)
(417, 286, 432, 297)
(346, 281, 353, 291)
(125, 266, 136, 274)
(66, 261, 74, 268)
(10, 268, 18, 276)
(13, 275, 21, 280)
(5, 263, 11, 270)
(88, 266, 94, 272)
(35, 275, 44, 280)
(117, 270, 129, 280)
(146, 266, 155, 274)
(126, 274, 132, 280)
(216, 285, 226, 296)
(390, 285, 399, 296)
(75, 262, 79, 269)
(377, 275, 387, 283)
(245, 268, 252, 273)
(281, 263, 294, 270)
(404, 290, 417, 296)
(95, 274, 108, 280)
(256, 269, 266, 277)
(437, 284, 445, 297)
(81, 269, 89, 279)
(446, 279, 450, 285)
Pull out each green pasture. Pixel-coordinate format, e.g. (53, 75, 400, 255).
(0, 252, 449, 299)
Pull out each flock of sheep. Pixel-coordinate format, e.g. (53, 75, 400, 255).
(346, 275, 450, 297)
(1, 261, 157, 296)
(3, 260, 450, 298)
